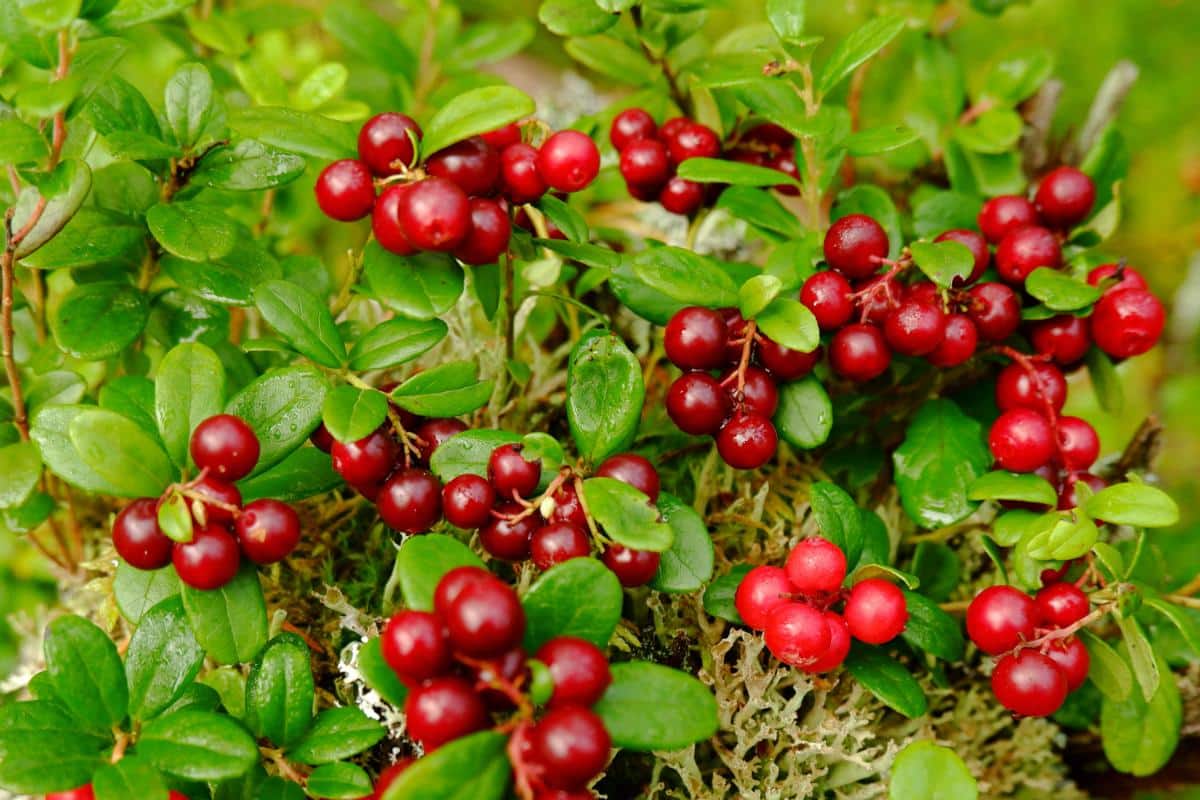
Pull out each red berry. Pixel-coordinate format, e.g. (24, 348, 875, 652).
(716, 413, 777, 470)
(800, 271, 854, 331)
(433, 565, 494, 618)
(785, 537, 847, 595)
(989, 409, 1055, 473)
(453, 197, 511, 266)
(426, 136, 500, 197)
(991, 649, 1068, 717)
(1029, 315, 1090, 365)
(601, 545, 660, 587)
(548, 484, 588, 528)
(1034, 166, 1095, 228)
(596, 453, 660, 502)
(173, 523, 241, 590)
(489, 443, 542, 499)
(1058, 472, 1106, 511)
(883, 300, 946, 357)
(398, 177, 471, 252)
(756, 337, 819, 380)
(664, 307, 728, 370)
(1057, 416, 1100, 471)
(995, 226, 1062, 284)
(763, 602, 831, 667)
(854, 275, 902, 325)
(112, 498, 173, 570)
(1035, 583, 1090, 628)
(734, 565, 793, 630)
(444, 574, 525, 657)
(1087, 263, 1147, 293)
(358, 112, 421, 176)
(927, 314, 978, 368)
(381, 610, 452, 684)
(482, 123, 522, 150)
(967, 282, 1021, 342)
(995, 362, 1067, 413)
(1090, 288, 1164, 358)
(935, 229, 990, 285)
(829, 323, 891, 381)
(190, 475, 242, 524)
(331, 429, 398, 486)
(1045, 637, 1090, 691)
(720, 308, 749, 363)
(843, 578, 907, 644)
(805, 612, 852, 674)
(190, 414, 260, 481)
(480, 502, 541, 561)
(665, 122, 720, 164)
(723, 366, 778, 418)
(531, 522, 591, 570)
(535, 790, 595, 800)
(742, 123, 794, 150)
(310, 423, 335, 453)
(372, 184, 417, 255)
(978, 195, 1038, 244)
(966, 585, 1040, 655)
(235, 499, 301, 564)
(315, 159, 375, 221)
(531, 706, 612, 790)
(823, 214, 888, 279)
(46, 786, 95, 800)
(404, 676, 490, 751)
(373, 759, 415, 798)
(659, 117, 689, 141)
(442, 474, 496, 529)
(378, 468, 442, 533)
(666, 373, 730, 435)
(610, 108, 657, 151)
(769, 150, 801, 195)
(658, 176, 705, 215)
(501, 143, 548, 204)
(619, 139, 670, 190)
(538, 131, 600, 193)
(413, 418, 468, 464)
(536, 636, 612, 708)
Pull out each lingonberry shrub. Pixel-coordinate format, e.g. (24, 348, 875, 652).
(0, 2, 1193, 799)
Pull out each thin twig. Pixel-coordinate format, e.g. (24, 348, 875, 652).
(1068, 60, 1139, 163)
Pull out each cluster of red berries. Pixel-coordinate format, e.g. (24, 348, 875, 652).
(734, 537, 908, 672)
(381, 567, 613, 797)
(663, 305, 818, 470)
(111, 415, 301, 590)
(48, 786, 187, 800)
(966, 581, 1092, 717)
(315, 113, 600, 263)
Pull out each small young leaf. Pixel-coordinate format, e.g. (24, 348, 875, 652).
(44, 615, 129, 733)
(766, 0, 805, 41)
(909, 240, 974, 288)
(845, 125, 918, 156)
(650, 492, 715, 594)
(126, 596, 205, 720)
(245, 633, 315, 748)
(11, 160, 92, 258)
(229, 106, 356, 160)
(774, 376, 833, 449)
(390, 361, 493, 417)
(139, 710, 258, 781)
(1085, 482, 1180, 528)
(1023, 514, 1098, 561)
(0, 117, 48, 165)
(523, 557, 623, 652)
(716, 186, 804, 239)
(421, 86, 535, 157)
(286, 706, 385, 765)
(566, 334, 645, 464)
(381, 731, 510, 800)
(755, 295, 819, 354)
(1144, 597, 1200, 655)
(253, 279, 346, 368)
(322, 385, 389, 444)
(539, 0, 616, 39)
(702, 565, 753, 623)
(394, 534, 486, 612)
(889, 741, 977, 800)
(582, 477, 674, 552)
(738, 274, 783, 319)
(164, 62, 225, 150)
(968, 470, 1057, 506)
(348, 317, 447, 371)
(844, 643, 928, 719)
(594, 661, 718, 751)
(181, 563, 269, 665)
(1025, 267, 1101, 311)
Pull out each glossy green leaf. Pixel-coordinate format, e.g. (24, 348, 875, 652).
(538, 0, 616, 36)
(766, 0, 805, 40)
(1085, 482, 1179, 528)
(156, 342, 226, 468)
(192, 139, 305, 190)
(139, 710, 258, 780)
(754, 296, 819, 352)
(900, 591, 964, 662)
(967, 470, 1057, 506)
(582, 477, 673, 552)
(363, 245, 465, 320)
(631, 247, 739, 308)
(1117, 616, 1159, 702)
(246, 633, 315, 748)
(676, 156, 800, 188)
(11, 160, 92, 258)
(716, 186, 804, 238)
(844, 644, 928, 719)
(322, 385, 388, 444)
(126, 596, 205, 720)
(225, 365, 329, 475)
(164, 62, 225, 150)
(23, 207, 145, 271)
(1100, 651, 1180, 776)
(893, 399, 990, 529)
(306, 763, 373, 799)
(738, 274, 782, 320)
(428, 428, 522, 482)
(395, 534, 486, 612)
(1085, 347, 1124, 415)
(147, 201, 238, 262)
(348, 317, 447, 371)
(69, 408, 176, 497)
(421, 86, 535, 157)
(845, 124, 918, 156)
(253, 280, 346, 368)
(1024, 514, 1098, 561)
(381, 731, 510, 800)
(45, 615, 129, 732)
(1144, 597, 1200, 655)
(181, 563, 268, 665)
(0, 441, 41, 509)
(51, 281, 148, 360)
(593, 661, 718, 751)
(650, 492, 715, 593)
(358, 637, 408, 707)
(809, 481, 864, 568)
(817, 15, 905, 96)
(238, 447, 342, 503)
(114, 562, 180, 624)
(1079, 630, 1132, 702)
(889, 740, 977, 800)
(92, 755, 168, 800)
(522, 557, 623, 652)
(566, 333, 645, 463)
(955, 108, 1023, 154)
(0, 116, 48, 165)
(0, 701, 108, 793)
(390, 361, 493, 417)
(1025, 268, 1101, 311)
(702, 564, 752, 623)
(909, 240, 974, 288)
(774, 375, 832, 449)
(229, 106, 356, 159)
(981, 48, 1054, 104)
(287, 705, 384, 765)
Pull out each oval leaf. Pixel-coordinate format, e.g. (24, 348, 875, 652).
(522, 557, 623, 652)
(566, 334, 645, 464)
(650, 492, 715, 594)
(181, 562, 269, 665)
(593, 661, 719, 751)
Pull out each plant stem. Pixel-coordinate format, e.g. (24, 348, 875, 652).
(794, 64, 827, 231)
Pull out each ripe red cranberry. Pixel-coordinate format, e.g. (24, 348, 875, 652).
(666, 373, 731, 435)
(601, 545, 660, 587)
(413, 418, 468, 463)
(805, 612, 852, 674)
(381, 610, 452, 684)
(536, 636, 612, 708)
(480, 502, 541, 561)
(548, 483, 588, 528)
(927, 314, 978, 368)
(532, 706, 612, 790)
(742, 122, 794, 150)
(883, 300, 946, 357)
(618, 139, 670, 189)
(823, 214, 888, 279)
(995, 362, 1067, 413)
(610, 108, 657, 151)
(397, 176, 472, 252)
(800, 271, 854, 330)
(453, 197, 511, 266)
(426, 136, 500, 196)
(191, 414, 260, 481)
(235, 499, 301, 564)
(538, 131, 600, 193)
(112, 498, 173, 570)
(966, 585, 1040, 655)
(531, 522, 591, 570)
(1058, 472, 1106, 511)
(756, 338, 819, 380)
(723, 367, 778, 418)
(378, 468, 442, 533)
(855, 275, 902, 325)
(829, 323, 891, 381)
(906, 282, 941, 306)
(763, 602, 831, 667)
(482, 123, 522, 150)
(716, 413, 777, 470)
(995, 225, 1062, 284)
(659, 117, 689, 141)
(729, 148, 768, 167)
(372, 184, 417, 255)
(967, 282, 1021, 342)
(1035, 583, 1089, 629)
(315, 159, 375, 221)
(1087, 263, 1147, 293)
(596, 453, 660, 502)
(665, 122, 720, 164)
(664, 306, 728, 370)
(1045, 637, 1090, 691)
(978, 195, 1038, 244)
(404, 676, 490, 751)
(1034, 166, 1095, 228)
(991, 649, 1068, 717)
(444, 574, 525, 657)
(373, 759, 415, 798)
(442, 474, 496, 529)
(721, 307, 749, 363)
(769, 150, 800, 196)
(190, 475, 242, 524)
(935, 229, 990, 285)
(1057, 416, 1100, 470)
(501, 143, 548, 203)
(534, 790, 595, 800)
(785, 537, 847, 595)
(658, 176, 705, 215)
(734, 565, 793, 630)
(1029, 315, 1090, 365)
(989, 409, 1055, 473)
(433, 565, 493, 618)
(46, 786, 95, 800)
(331, 429, 398, 486)
(472, 646, 530, 712)
(172, 523, 241, 590)
(843, 578, 907, 644)
(310, 422, 335, 453)
(1090, 288, 1165, 358)
(358, 112, 421, 176)
(488, 443, 542, 499)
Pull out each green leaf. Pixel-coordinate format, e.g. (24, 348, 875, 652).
(650, 492, 715, 593)
(968, 470, 1057, 506)
(564, 35, 658, 85)
(900, 591, 964, 662)
(322, 385, 388, 444)
(287, 706, 384, 765)
(522, 557, 623, 652)
(181, 563, 268, 665)
(27, 369, 87, 411)
(845, 125, 918, 156)
(773, 375, 833, 449)
(889, 740, 977, 800)
(809, 481, 864, 568)
(147, 201, 238, 262)
(1079, 630, 1132, 702)
(766, 0, 805, 41)
(538, 0, 616, 36)
(0, 117, 48, 165)
(101, 0, 193, 28)
(0, 701, 108, 793)
(457, 19, 536, 67)
(981, 48, 1054, 104)
(358, 637, 408, 707)
(389, 361, 493, 417)
(225, 365, 329, 475)
(566, 334, 645, 464)
(954, 108, 1023, 154)
(69, 408, 176, 497)
(844, 643, 927, 719)
(1023, 514, 1098, 561)
(421, 86, 535, 158)
(909, 240, 974, 288)
(1144, 597, 1200, 655)
(582, 477, 673, 552)
(291, 62, 348, 111)
(631, 246, 739, 308)
(50, 281, 148, 360)
(348, 317, 447, 371)
(229, 106, 356, 160)
(19, 0, 81, 28)
(306, 763, 372, 799)
(594, 661, 718, 751)
(1117, 616, 1159, 702)
(0, 441, 41, 509)
(156, 343, 226, 469)
(381, 731, 510, 800)
(192, 139, 305, 191)
(246, 633, 315, 748)
(702, 565, 753, 623)
(164, 63, 224, 150)
(234, 447, 338, 504)
(738, 274, 782, 320)
(321, 2, 414, 77)
(1091, 541, 1125, 582)
(114, 562, 180, 624)
(31, 405, 125, 496)
(754, 296, 819, 353)
(253, 280, 346, 368)
(1024, 267, 1101, 312)
(11, 160, 92, 258)
(910, 542, 959, 602)
(676, 157, 800, 189)
(92, 755, 168, 800)
(538, 194, 589, 243)
(22, 208, 145, 270)
(716, 186, 804, 239)
(363, 245, 466, 320)
(428, 429, 521, 482)
(1100, 652, 1180, 776)
(45, 615, 129, 732)
(1085, 348, 1124, 415)
(126, 596, 205, 720)
(817, 15, 905, 97)
(395, 534, 486, 612)
(893, 399, 990, 529)
(139, 710, 258, 781)
(1085, 482, 1179, 528)
(912, 191, 979, 238)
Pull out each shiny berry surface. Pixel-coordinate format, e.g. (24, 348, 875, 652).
(536, 636, 612, 708)
(444, 574, 525, 658)
(843, 578, 907, 644)
(235, 499, 301, 564)
(989, 408, 1056, 473)
(404, 676, 489, 751)
(1029, 315, 1090, 365)
(991, 649, 1068, 717)
(725, 366, 778, 418)
(666, 122, 720, 164)
(883, 300, 946, 357)
(315, 159, 375, 221)
(763, 602, 830, 667)
(46, 786, 95, 800)
(425, 136, 500, 197)
(1088, 263, 1148, 293)
(453, 197, 511, 265)
(531, 522, 591, 570)
(734, 565, 793, 630)
(927, 314, 978, 368)
(331, 429, 398, 487)
(372, 184, 416, 255)
(433, 566, 494, 618)
(397, 176, 471, 252)
(596, 453, 660, 502)
(377, 468, 442, 533)
(358, 112, 421, 176)
(619, 138, 670, 189)
(501, 143, 548, 203)
(658, 177, 705, 215)
(479, 502, 541, 561)
(1034, 166, 1096, 228)
(664, 307, 728, 370)
(785, 537, 847, 595)
(1090, 288, 1165, 358)
(601, 545, 660, 587)
(805, 612, 852, 674)
(1045, 637, 1090, 691)
(1035, 582, 1090, 628)
(966, 585, 1040, 655)
(442, 474, 496, 529)
(995, 226, 1062, 284)
(488, 443, 542, 499)
(666, 373, 730, 435)
(112, 498, 173, 570)
(978, 195, 1038, 243)
(190, 414, 260, 481)
(381, 609, 451, 684)
(532, 706, 612, 790)
(1057, 415, 1100, 470)
(190, 475, 242, 524)
(756, 338, 819, 380)
(413, 418, 468, 463)
(800, 271, 854, 330)
(830, 323, 891, 381)
(716, 413, 777, 470)
(967, 282, 1022, 342)
(610, 108, 657, 150)
(823, 214, 888, 279)
(995, 362, 1067, 413)
(172, 523, 241, 590)
(537, 131, 600, 192)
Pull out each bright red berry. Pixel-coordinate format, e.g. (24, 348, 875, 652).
(482, 123, 522, 150)
(723, 366, 778, 418)
(189, 475, 242, 525)
(235, 499, 301, 564)
(829, 323, 891, 381)
(995, 362, 1067, 413)
(619, 139, 670, 190)
(1087, 263, 1147, 293)
(1034, 166, 1095, 228)
(806, 612, 852, 674)
(1090, 288, 1164, 358)
(489, 443, 542, 499)
(935, 229, 990, 285)
(310, 422, 335, 453)
(823, 214, 888, 279)
(442, 474, 496, 529)
(315, 159, 375, 221)
(532, 706, 612, 790)
(734, 565, 793, 630)
(331, 429, 398, 486)
(716, 413, 777, 470)
(966, 585, 1040, 655)
(534, 789, 595, 800)
(769, 150, 801, 195)
(444, 574, 525, 658)
(358, 112, 421, 176)
(426, 136, 500, 196)
(664, 307, 728, 371)
(596, 453, 660, 502)
(800, 271, 854, 330)
(531, 522, 591, 570)
(995, 226, 1062, 284)
(659, 117, 689, 141)
(404, 676, 490, 751)
(978, 195, 1038, 244)
(398, 177, 471, 252)
(46, 786, 95, 800)
(112, 498, 173, 570)
(601, 545, 660, 587)
(989, 409, 1055, 473)
(1035, 583, 1090, 628)
(454, 197, 511, 266)
(763, 602, 831, 667)
(884, 300, 946, 357)
(1029, 315, 1090, 365)
(433, 565, 494, 618)
(854, 275, 902, 325)
(413, 418, 468, 464)
(538, 131, 600, 193)
(501, 143, 548, 203)
(1045, 637, 1090, 691)
(381, 610, 452, 684)
(378, 468, 442, 533)
(372, 184, 417, 255)
(967, 282, 1022, 342)
(666, 373, 731, 435)
(610, 108, 657, 151)
(172, 523, 241, 590)
(785, 537, 847, 595)
(190, 414, 260, 481)
(536, 636, 612, 708)
(991, 649, 1068, 717)
(756, 337, 820, 380)
(843, 578, 907, 644)
(480, 502, 541, 561)
(926, 314, 978, 368)
(658, 176, 706, 215)
(548, 484, 588, 528)
(1057, 416, 1100, 471)
(665, 122, 720, 164)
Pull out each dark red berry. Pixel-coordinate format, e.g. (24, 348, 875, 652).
(995, 362, 1067, 413)
(658, 176, 706, 215)
(927, 314, 978, 368)
(531, 522, 591, 570)
(46, 786, 95, 800)
(488, 443, 542, 499)
(823, 214, 888, 279)
(426, 136, 500, 196)
(805, 612, 852, 674)
(310, 423, 334, 453)
(935, 229, 990, 285)
(413, 418, 468, 464)
(1035, 582, 1089, 628)
(538, 131, 600, 193)
(843, 578, 907, 644)
(444, 574, 525, 657)
(1057, 416, 1100, 470)
(756, 337, 820, 380)
(769, 150, 801, 195)
(978, 195, 1038, 244)
(1058, 472, 1106, 511)
(734, 565, 793, 630)
(995, 226, 1062, 284)
(471, 646, 530, 712)
(829, 323, 891, 381)
(723, 366, 778, 418)
(855, 275, 902, 325)
(373, 183, 417, 255)
(666, 373, 730, 435)
(536, 636, 612, 708)
(534, 789, 594, 800)
(1045, 637, 1090, 691)
(1029, 315, 1090, 365)
(482, 123, 522, 150)
(381, 610, 452, 684)
(480, 502, 541, 561)
(601, 545, 660, 587)
(1087, 263, 1147, 293)
(800, 271, 854, 330)
(665, 122, 720, 164)
(433, 565, 493, 618)
(720, 308, 750, 363)
(501, 143, 548, 204)
(966, 585, 1040, 655)
(378, 468, 442, 533)
(358, 112, 421, 176)
(173, 523, 241, 590)
(190, 475, 242, 524)
(331, 429, 398, 486)
(191, 414, 260, 481)
(610, 108, 657, 151)
(967, 282, 1021, 342)
(404, 676, 489, 751)
(1034, 166, 1095, 228)
(991, 650, 1067, 717)
(785, 537, 847, 595)
(618, 139, 670, 190)
(595, 453, 660, 502)
(235, 499, 300, 564)
(659, 117, 689, 141)
(716, 413, 777, 470)
(990, 409, 1055, 473)
(883, 300, 946, 357)
(664, 307, 728, 370)
(442, 474, 495, 529)
(113, 498, 173, 570)
(906, 282, 942, 306)
(398, 176, 471, 252)
(763, 602, 830, 667)
(532, 706, 611, 790)
(548, 484, 588, 529)
(742, 122, 794, 150)
(453, 197, 511, 266)
(1090, 288, 1164, 358)
(315, 159, 375, 221)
